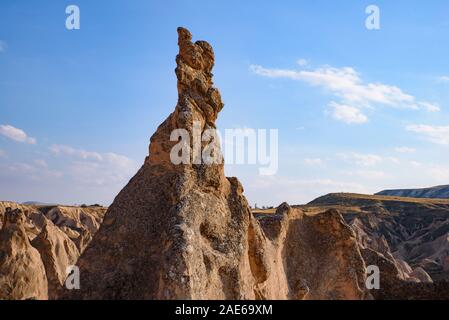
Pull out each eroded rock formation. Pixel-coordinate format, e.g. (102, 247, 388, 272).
(60, 27, 369, 300)
(255, 207, 367, 299)
(0, 203, 105, 300)
(0, 208, 48, 300)
(307, 193, 449, 299)
(32, 221, 80, 298)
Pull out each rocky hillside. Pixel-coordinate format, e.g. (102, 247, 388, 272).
(0, 202, 106, 299)
(376, 185, 449, 199)
(306, 193, 449, 298)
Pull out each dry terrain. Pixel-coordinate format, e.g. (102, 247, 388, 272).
(2, 28, 449, 300)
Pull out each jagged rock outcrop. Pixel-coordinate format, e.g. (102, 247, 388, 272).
(31, 221, 80, 298)
(306, 192, 449, 298)
(59, 27, 369, 300)
(255, 208, 368, 299)
(0, 208, 48, 300)
(0, 202, 46, 240)
(0, 202, 105, 300)
(61, 27, 254, 299)
(42, 206, 106, 252)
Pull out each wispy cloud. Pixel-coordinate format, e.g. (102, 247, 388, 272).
(328, 101, 368, 124)
(337, 152, 383, 166)
(438, 76, 449, 83)
(0, 40, 7, 52)
(395, 146, 416, 153)
(50, 144, 102, 161)
(418, 102, 440, 112)
(304, 158, 324, 166)
(0, 149, 6, 158)
(34, 159, 48, 168)
(342, 169, 387, 180)
(49, 144, 137, 186)
(0, 124, 36, 144)
(250, 63, 439, 123)
(247, 175, 368, 205)
(429, 165, 449, 182)
(406, 124, 449, 145)
(296, 58, 308, 67)
(5, 162, 62, 181)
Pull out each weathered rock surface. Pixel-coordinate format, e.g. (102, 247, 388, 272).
(59, 27, 369, 300)
(4, 28, 449, 300)
(306, 193, 449, 298)
(0, 203, 105, 300)
(255, 208, 368, 299)
(42, 206, 106, 252)
(0, 208, 48, 300)
(0, 202, 46, 240)
(31, 220, 80, 298)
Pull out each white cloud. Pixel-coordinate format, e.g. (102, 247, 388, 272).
(343, 170, 387, 179)
(247, 175, 368, 205)
(418, 102, 440, 112)
(406, 124, 449, 145)
(103, 152, 135, 169)
(438, 76, 449, 82)
(34, 159, 48, 168)
(395, 146, 416, 153)
(337, 152, 383, 167)
(428, 165, 449, 182)
(387, 157, 401, 164)
(296, 58, 308, 67)
(0, 149, 5, 158)
(0, 124, 36, 144)
(410, 161, 422, 167)
(304, 158, 324, 166)
(5, 162, 62, 181)
(50, 144, 103, 161)
(50, 144, 137, 186)
(0, 40, 6, 52)
(250, 63, 439, 123)
(328, 101, 368, 124)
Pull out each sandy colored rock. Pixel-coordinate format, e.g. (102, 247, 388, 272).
(308, 193, 449, 280)
(0, 208, 48, 300)
(0, 202, 46, 240)
(59, 28, 369, 300)
(0, 202, 105, 300)
(32, 220, 80, 298)
(43, 206, 106, 252)
(306, 192, 449, 298)
(61, 28, 255, 299)
(256, 208, 368, 299)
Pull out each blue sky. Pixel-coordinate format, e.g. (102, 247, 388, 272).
(1, 0, 449, 206)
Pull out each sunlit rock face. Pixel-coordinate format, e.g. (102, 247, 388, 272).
(0, 208, 48, 300)
(58, 28, 369, 300)
(0, 203, 105, 300)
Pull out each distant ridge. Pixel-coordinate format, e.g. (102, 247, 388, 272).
(376, 185, 449, 199)
(22, 201, 56, 206)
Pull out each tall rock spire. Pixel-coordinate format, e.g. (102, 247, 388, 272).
(60, 28, 368, 300)
(62, 28, 256, 299)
